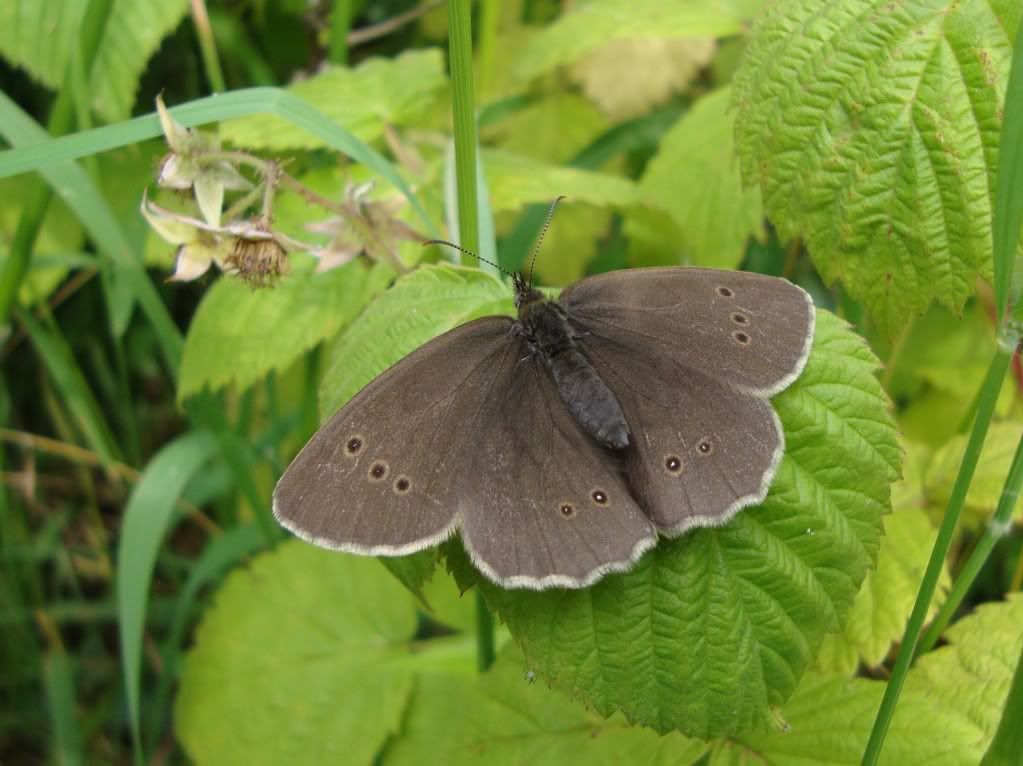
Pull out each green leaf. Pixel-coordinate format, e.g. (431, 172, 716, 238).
(719, 595, 1023, 764)
(383, 649, 709, 765)
(175, 540, 476, 766)
(628, 87, 763, 270)
(813, 506, 948, 675)
(178, 258, 392, 400)
(220, 50, 446, 150)
(926, 420, 1023, 523)
(570, 37, 716, 120)
(457, 310, 899, 739)
(0, 0, 189, 121)
(319, 264, 512, 419)
(380, 548, 440, 605)
(483, 148, 643, 211)
(513, 0, 747, 82)
(118, 431, 219, 753)
(733, 0, 1021, 333)
(483, 92, 610, 165)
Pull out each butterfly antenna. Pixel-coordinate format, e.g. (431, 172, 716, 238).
(422, 239, 514, 278)
(527, 195, 566, 287)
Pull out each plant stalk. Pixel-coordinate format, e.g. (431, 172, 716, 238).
(446, 0, 480, 260)
(475, 591, 495, 671)
(329, 0, 352, 64)
(919, 430, 1023, 654)
(982, 636, 1023, 764)
(862, 344, 1014, 764)
(190, 0, 226, 92)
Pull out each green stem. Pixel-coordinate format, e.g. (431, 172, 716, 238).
(447, 0, 480, 260)
(190, 0, 227, 92)
(329, 0, 353, 64)
(475, 591, 495, 672)
(862, 344, 1014, 765)
(0, 0, 114, 323)
(919, 427, 1023, 654)
(982, 637, 1023, 765)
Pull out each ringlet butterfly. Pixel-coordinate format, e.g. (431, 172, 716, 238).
(274, 199, 815, 590)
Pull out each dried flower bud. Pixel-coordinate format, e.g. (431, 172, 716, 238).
(225, 228, 291, 287)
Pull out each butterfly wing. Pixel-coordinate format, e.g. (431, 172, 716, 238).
(560, 267, 814, 534)
(561, 267, 814, 396)
(461, 356, 656, 589)
(274, 315, 656, 589)
(273, 317, 518, 555)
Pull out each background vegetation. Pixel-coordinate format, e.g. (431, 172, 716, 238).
(1, 0, 1021, 764)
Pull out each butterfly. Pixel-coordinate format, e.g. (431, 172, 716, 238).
(273, 204, 814, 590)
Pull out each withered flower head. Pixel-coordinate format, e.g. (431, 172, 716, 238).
(306, 181, 424, 274)
(224, 217, 292, 287)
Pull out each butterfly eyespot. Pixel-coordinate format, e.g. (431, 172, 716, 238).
(733, 331, 750, 345)
(717, 286, 734, 297)
(697, 441, 713, 455)
(369, 462, 388, 481)
(731, 313, 748, 324)
(345, 436, 363, 454)
(591, 490, 608, 505)
(665, 456, 682, 473)
(559, 503, 575, 518)
(394, 476, 411, 493)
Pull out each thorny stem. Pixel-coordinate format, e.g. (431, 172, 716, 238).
(261, 162, 280, 219)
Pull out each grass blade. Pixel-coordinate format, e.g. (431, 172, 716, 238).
(983, 638, 1023, 765)
(117, 430, 218, 761)
(17, 310, 120, 464)
(42, 646, 83, 766)
(0, 88, 438, 236)
(992, 22, 1023, 325)
(0, 92, 184, 374)
(862, 346, 1014, 764)
(446, 0, 480, 261)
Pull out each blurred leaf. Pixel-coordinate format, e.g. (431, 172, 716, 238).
(0, 0, 188, 121)
(571, 37, 716, 120)
(178, 258, 392, 400)
(383, 649, 708, 765)
(926, 420, 1023, 523)
(483, 149, 643, 211)
(117, 430, 218, 753)
(380, 549, 440, 605)
(19, 310, 120, 463)
(484, 92, 610, 165)
(0, 178, 85, 305)
(733, 0, 1021, 333)
(220, 50, 447, 150)
(176, 540, 476, 766)
(628, 87, 763, 269)
(42, 649, 83, 766)
(444, 311, 900, 738)
(420, 569, 477, 633)
(527, 203, 610, 286)
(319, 264, 511, 420)
(513, 0, 746, 81)
(718, 595, 1023, 763)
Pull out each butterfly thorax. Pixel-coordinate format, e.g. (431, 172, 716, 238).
(517, 294, 630, 450)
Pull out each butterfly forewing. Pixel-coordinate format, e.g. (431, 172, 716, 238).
(561, 267, 814, 396)
(273, 317, 517, 555)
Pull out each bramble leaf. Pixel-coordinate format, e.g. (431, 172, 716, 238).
(175, 541, 476, 766)
(0, 0, 188, 121)
(220, 50, 446, 150)
(733, 0, 1021, 333)
(721, 595, 1023, 764)
(178, 257, 392, 400)
(513, 0, 748, 82)
(628, 88, 763, 270)
(383, 649, 708, 765)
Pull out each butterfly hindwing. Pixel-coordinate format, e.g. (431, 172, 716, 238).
(461, 356, 656, 588)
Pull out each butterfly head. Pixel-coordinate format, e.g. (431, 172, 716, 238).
(514, 272, 545, 314)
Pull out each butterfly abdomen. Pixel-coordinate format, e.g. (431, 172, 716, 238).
(522, 301, 630, 450)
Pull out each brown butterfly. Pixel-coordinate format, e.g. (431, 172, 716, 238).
(274, 201, 814, 590)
